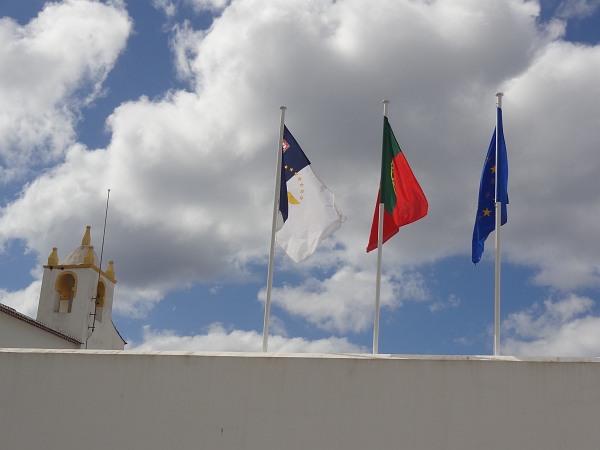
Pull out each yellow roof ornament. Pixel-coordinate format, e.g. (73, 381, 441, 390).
(84, 245, 95, 265)
(82, 225, 92, 246)
(47, 247, 59, 266)
(105, 260, 115, 282)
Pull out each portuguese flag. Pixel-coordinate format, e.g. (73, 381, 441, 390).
(366, 116, 428, 252)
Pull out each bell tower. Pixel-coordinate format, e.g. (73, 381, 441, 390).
(36, 226, 125, 350)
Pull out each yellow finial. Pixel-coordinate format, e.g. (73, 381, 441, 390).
(105, 260, 115, 282)
(82, 225, 91, 246)
(47, 247, 59, 266)
(84, 245, 95, 265)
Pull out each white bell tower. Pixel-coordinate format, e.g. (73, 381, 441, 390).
(36, 226, 125, 350)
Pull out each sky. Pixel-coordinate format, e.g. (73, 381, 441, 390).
(1, 0, 600, 356)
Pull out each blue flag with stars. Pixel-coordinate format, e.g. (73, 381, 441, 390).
(472, 106, 508, 264)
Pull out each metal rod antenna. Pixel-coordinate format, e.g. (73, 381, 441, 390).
(86, 189, 111, 349)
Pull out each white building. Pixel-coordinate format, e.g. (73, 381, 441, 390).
(0, 226, 124, 350)
(1, 229, 600, 450)
(1, 349, 600, 450)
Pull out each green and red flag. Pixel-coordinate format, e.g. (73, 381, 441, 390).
(366, 116, 428, 252)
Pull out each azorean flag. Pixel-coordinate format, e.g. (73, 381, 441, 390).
(275, 126, 345, 263)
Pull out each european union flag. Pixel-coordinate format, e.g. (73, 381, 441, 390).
(472, 106, 508, 264)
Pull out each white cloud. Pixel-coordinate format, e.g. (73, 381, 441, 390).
(153, 0, 177, 18)
(259, 265, 429, 334)
(0, 280, 41, 318)
(153, 0, 231, 26)
(129, 323, 365, 353)
(556, 0, 600, 19)
(171, 21, 203, 82)
(1, 0, 599, 336)
(503, 294, 600, 356)
(429, 294, 461, 313)
(186, 0, 230, 13)
(501, 40, 600, 289)
(0, 0, 131, 181)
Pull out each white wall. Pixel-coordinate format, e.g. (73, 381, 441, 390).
(36, 257, 124, 350)
(1, 350, 599, 450)
(0, 314, 79, 349)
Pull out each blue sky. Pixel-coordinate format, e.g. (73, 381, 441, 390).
(1, 0, 600, 356)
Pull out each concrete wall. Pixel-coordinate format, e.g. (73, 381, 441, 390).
(35, 266, 124, 350)
(1, 349, 599, 450)
(0, 314, 79, 349)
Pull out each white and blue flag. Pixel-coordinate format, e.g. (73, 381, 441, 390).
(275, 126, 344, 263)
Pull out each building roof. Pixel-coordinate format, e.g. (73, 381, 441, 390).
(61, 245, 99, 265)
(0, 303, 82, 345)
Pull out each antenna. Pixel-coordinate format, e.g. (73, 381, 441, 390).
(86, 189, 111, 349)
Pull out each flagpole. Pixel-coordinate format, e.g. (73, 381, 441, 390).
(263, 105, 286, 352)
(493, 92, 503, 356)
(373, 99, 390, 354)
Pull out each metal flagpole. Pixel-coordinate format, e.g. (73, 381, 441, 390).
(373, 99, 390, 354)
(493, 92, 503, 356)
(263, 106, 286, 352)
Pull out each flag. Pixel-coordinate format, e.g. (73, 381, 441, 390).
(275, 126, 344, 263)
(472, 106, 508, 264)
(366, 116, 428, 252)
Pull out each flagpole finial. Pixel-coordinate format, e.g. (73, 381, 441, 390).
(280, 105, 287, 111)
(382, 100, 390, 117)
(496, 93, 503, 108)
